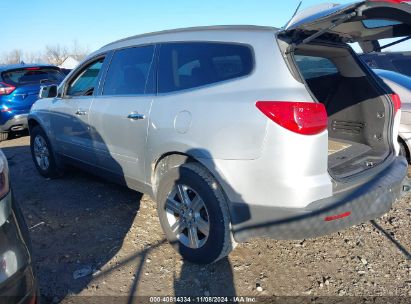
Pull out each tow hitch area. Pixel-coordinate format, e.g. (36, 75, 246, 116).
(401, 177, 411, 197)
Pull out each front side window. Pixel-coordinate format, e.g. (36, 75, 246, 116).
(158, 42, 253, 93)
(102, 45, 155, 96)
(66, 58, 104, 96)
(294, 55, 339, 79)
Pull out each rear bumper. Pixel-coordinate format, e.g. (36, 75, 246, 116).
(232, 157, 408, 242)
(0, 114, 28, 132)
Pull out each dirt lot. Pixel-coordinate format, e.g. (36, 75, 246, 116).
(1, 135, 410, 302)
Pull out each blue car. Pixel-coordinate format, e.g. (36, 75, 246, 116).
(0, 64, 65, 141)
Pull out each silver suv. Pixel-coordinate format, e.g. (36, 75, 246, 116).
(29, 1, 410, 264)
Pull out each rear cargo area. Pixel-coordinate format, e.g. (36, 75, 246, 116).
(293, 43, 392, 179)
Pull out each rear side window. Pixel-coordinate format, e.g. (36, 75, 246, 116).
(2, 68, 64, 86)
(158, 42, 253, 93)
(294, 56, 339, 79)
(103, 45, 155, 95)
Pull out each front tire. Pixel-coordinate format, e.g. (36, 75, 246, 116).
(0, 132, 8, 142)
(398, 139, 410, 164)
(156, 162, 233, 264)
(30, 126, 60, 178)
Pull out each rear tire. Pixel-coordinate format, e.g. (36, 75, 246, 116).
(0, 132, 8, 142)
(30, 126, 61, 178)
(156, 162, 233, 264)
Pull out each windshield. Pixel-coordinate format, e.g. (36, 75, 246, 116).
(1, 68, 65, 86)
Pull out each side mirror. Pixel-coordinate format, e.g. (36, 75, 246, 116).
(39, 85, 58, 99)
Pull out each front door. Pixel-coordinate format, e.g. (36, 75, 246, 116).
(88, 45, 156, 187)
(50, 57, 106, 164)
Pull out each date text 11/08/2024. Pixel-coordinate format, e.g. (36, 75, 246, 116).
(149, 297, 257, 303)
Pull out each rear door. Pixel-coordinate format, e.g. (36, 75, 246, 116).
(88, 45, 156, 187)
(282, 1, 411, 46)
(50, 56, 107, 163)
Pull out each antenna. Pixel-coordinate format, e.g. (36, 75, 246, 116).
(283, 1, 303, 29)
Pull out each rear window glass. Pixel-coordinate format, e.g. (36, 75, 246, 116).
(362, 19, 402, 29)
(2, 68, 65, 86)
(102, 45, 155, 95)
(158, 42, 253, 93)
(294, 56, 339, 79)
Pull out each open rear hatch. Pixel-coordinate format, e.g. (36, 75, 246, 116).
(278, 0, 411, 180)
(283, 0, 411, 48)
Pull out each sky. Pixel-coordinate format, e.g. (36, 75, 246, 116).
(2, 0, 410, 56)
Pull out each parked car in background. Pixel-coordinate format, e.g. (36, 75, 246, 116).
(361, 52, 411, 77)
(374, 68, 411, 162)
(29, 0, 410, 264)
(0, 149, 38, 302)
(59, 68, 72, 76)
(0, 64, 65, 141)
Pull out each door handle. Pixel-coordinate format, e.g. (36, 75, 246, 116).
(127, 112, 145, 120)
(75, 110, 87, 116)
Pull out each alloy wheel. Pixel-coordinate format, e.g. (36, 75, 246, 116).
(165, 184, 210, 249)
(33, 135, 50, 171)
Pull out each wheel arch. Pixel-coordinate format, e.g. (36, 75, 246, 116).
(151, 152, 235, 224)
(398, 135, 410, 163)
(28, 117, 40, 132)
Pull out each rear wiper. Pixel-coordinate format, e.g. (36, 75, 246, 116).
(287, 11, 357, 53)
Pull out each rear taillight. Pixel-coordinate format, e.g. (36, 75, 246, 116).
(0, 82, 15, 95)
(256, 101, 328, 135)
(390, 93, 401, 115)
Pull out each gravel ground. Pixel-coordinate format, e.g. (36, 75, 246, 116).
(1, 135, 410, 303)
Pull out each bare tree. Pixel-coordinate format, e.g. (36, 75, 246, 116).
(0, 49, 23, 64)
(44, 44, 68, 66)
(70, 40, 89, 61)
(24, 51, 43, 64)
(0, 40, 89, 66)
